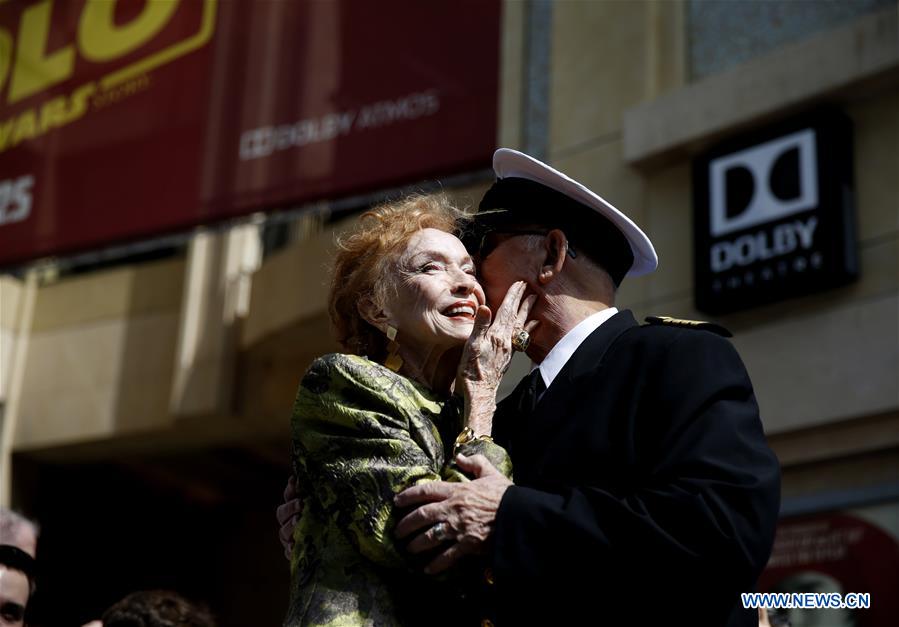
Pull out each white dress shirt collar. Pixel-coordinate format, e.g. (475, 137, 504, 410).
(534, 307, 618, 390)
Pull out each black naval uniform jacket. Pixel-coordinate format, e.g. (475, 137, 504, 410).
(488, 309, 781, 627)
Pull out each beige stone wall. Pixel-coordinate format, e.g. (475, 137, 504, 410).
(545, 0, 689, 312)
(13, 259, 185, 449)
(630, 90, 899, 434)
(0, 276, 22, 402)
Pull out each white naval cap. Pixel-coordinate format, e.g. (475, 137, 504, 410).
(479, 148, 658, 281)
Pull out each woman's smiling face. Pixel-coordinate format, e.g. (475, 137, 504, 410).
(384, 228, 485, 353)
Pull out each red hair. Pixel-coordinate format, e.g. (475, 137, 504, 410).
(328, 193, 469, 359)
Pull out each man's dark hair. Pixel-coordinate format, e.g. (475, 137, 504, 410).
(101, 590, 216, 627)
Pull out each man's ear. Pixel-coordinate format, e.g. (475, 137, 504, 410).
(358, 296, 390, 332)
(538, 229, 569, 286)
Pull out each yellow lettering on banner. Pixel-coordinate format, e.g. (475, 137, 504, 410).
(38, 95, 68, 132)
(8, 0, 75, 104)
(10, 109, 36, 145)
(0, 0, 216, 151)
(99, 0, 216, 89)
(79, 0, 180, 62)
(0, 80, 95, 152)
(66, 82, 96, 122)
(0, 28, 11, 92)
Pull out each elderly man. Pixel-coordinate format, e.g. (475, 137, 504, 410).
(391, 149, 780, 626)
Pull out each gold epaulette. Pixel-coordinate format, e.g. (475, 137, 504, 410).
(645, 315, 732, 338)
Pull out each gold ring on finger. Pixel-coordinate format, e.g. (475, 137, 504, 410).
(511, 329, 530, 352)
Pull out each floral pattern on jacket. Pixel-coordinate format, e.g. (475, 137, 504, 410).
(285, 353, 512, 627)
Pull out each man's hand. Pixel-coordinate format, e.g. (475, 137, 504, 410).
(394, 454, 512, 574)
(277, 474, 302, 560)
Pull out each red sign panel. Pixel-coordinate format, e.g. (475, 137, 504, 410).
(0, 0, 500, 266)
(759, 509, 899, 627)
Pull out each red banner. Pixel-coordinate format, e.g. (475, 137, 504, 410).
(0, 0, 500, 266)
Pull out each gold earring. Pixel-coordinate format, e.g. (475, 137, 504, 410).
(384, 325, 403, 372)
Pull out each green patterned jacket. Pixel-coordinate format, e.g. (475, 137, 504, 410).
(285, 353, 512, 627)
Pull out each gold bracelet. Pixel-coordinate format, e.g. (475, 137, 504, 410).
(454, 427, 493, 454)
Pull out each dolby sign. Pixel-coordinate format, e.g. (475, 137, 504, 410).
(693, 110, 858, 314)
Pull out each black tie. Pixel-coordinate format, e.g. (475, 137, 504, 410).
(516, 368, 546, 416)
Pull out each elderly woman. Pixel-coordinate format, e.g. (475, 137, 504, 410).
(284, 194, 534, 626)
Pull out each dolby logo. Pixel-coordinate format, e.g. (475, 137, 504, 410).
(692, 109, 857, 314)
(709, 129, 818, 237)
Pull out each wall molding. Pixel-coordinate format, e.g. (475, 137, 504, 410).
(623, 6, 899, 169)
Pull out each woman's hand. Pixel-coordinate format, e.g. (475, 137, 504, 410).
(457, 281, 538, 434)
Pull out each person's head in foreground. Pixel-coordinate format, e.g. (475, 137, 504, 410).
(101, 590, 216, 627)
(0, 509, 39, 559)
(0, 545, 36, 627)
(329, 193, 484, 392)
